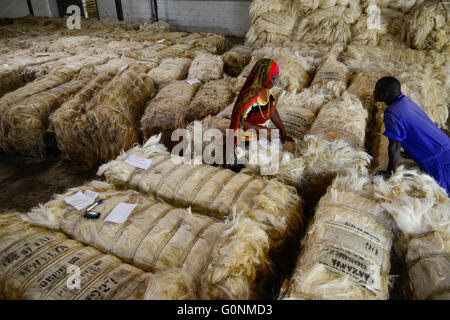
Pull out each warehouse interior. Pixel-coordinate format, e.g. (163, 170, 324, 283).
(0, 0, 448, 301)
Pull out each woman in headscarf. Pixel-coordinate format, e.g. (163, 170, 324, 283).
(228, 58, 292, 171)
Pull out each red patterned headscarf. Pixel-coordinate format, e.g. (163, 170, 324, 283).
(229, 58, 279, 135)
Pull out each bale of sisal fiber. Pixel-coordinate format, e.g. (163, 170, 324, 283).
(140, 80, 200, 148)
(179, 34, 226, 55)
(50, 70, 118, 164)
(294, 4, 361, 45)
(283, 171, 395, 300)
(310, 46, 350, 97)
(397, 69, 448, 129)
(221, 45, 253, 77)
(0, 69, 97, 159)
(50, 63, 155, 167)
(308, 92, 368, 150)
(404, 0, 449, 51)
(187, 53, 224, 82)
(24, 181, 225, 288)
(0, 55, 110, 107)
(0, 52, 66, 97)
(373, 167, 449, 299)
(249, 46, 312, 93)
(97, 134, 303, 246)
(245, 0, 296, 48)
(184, 79, 234, 123)
(269, 92, 316, 141)
(0, 214, 196, 300)
(199, 215, 271, 299)
(148, 57, 191, 88)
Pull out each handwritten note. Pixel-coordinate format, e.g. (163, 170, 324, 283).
(64, 190, 99, 211)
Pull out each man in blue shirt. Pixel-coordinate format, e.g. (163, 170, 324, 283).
(374, 76, 450, 196)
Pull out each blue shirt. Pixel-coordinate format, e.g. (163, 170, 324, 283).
(383, 94, 450, 167)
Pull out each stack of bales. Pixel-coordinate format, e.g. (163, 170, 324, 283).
(0, 214, 195, 300)
(21, 135, 304, 299)
(187, 52, 224, 82)
(310, 45, 350, 97)
(374, 167, 450, 300)
(221, 45, 253, 77)
(50, 63, 156, 167)
(148, 57, 192, 88)
(294, 0, 362, 45)
(246, 0, 297, 47)
(0, 51, 67, 97)
(298, 91, 371, 204)
(284, 171, 396, 300)
(140, 80, 200, 148)
(0, 55, 111, 159)
(403, 0, 449, 51)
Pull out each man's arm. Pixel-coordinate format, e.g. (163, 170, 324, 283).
(386, 138, 403, 176)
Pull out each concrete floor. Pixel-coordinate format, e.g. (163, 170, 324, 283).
(0, 152, 98, 213)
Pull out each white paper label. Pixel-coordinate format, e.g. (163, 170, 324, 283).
(104, 203, 137, 224)
(119, 64, 129, 72)
(2, 64, 8, 67)
(64, 190, 99, 211)
(125, 154, 152, 170)
(157, 39, 165, 44)
(186, 79, 201, 85)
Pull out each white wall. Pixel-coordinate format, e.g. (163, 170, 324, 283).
(96, 0, 250, 36)
(122, 0, 152, 21)
(0, 0, 30, 18)
(30, 0, 59, 17)
(158, 0, 251, 36)
(97, 0, 118, 20)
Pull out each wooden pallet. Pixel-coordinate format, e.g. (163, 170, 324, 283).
(84, 0, 99, 19)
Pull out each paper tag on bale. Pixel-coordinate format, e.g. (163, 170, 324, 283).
(64, 190, 99, 211)
(105, 203, 137, 224)
(186, 79, 201, 85)
(125, 154, 152, 170)
(119, 64, 129, 72)
(157, 39, 165, 44)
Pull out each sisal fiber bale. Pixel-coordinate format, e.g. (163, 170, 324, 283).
(221, 45, 253, 77)
(269, 92, 316, 141)
(50, 70, 118, 164)
(25, 181, 224, 288)
(0, 214, 195, 300)
(0, 69, 97, 159)
(187, 52, 224, 82)
(373, 167, 449, 299)
(140, 80, 200, 148)
(0, 55, 110, 107)
(97, 135, 303, 246)
(179, 34, 226, 55)
(245, 0, 296, 48)
(248, 46, 312, 93)
(199, 215, 271, 299)
(284, 171, 395, 299)
(0, 52, 66, 97)
(294, 3, 361, 45)
(184, 79, 234, 123)
(404, 0, 449, 51)
(397, 69, 448, 129)
(148, 57, 191, 88)
(308, 92, 368, 150)
(310, 46, 350, 97)
(50, 63, 155, 167)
